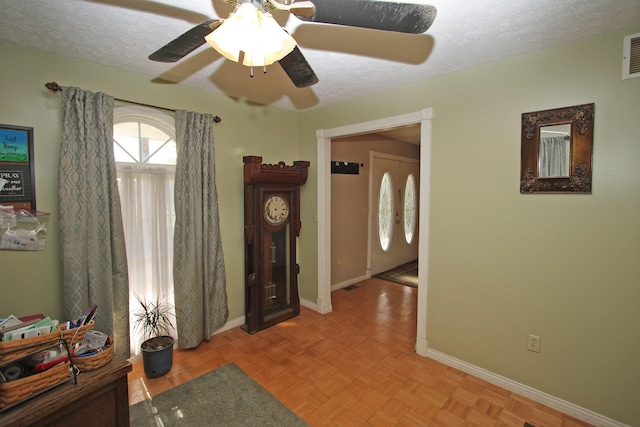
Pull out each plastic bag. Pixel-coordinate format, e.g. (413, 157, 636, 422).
(0, 209, 49, 251)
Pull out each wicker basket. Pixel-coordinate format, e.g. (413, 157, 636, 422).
(58, 323, 94, 348)
(71, 337, 113, 372)
(0, 360, 70, 410)
(0, 323, 94, 363)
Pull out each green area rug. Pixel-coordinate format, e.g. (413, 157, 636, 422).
(130, 363, 308, 427)
(374, 260, 418, 288)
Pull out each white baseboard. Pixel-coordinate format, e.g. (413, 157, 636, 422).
(426, 349, 629, 427)
(216, 315, 245, 333)
(212, 298, 319, 335)
(415, 336, 428, 357)
(300, 298, 317, 311)
(214, 302, 318, 335)
(331, 274, 370, 292)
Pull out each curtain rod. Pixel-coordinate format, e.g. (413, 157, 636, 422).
(44, 82, 222, 123)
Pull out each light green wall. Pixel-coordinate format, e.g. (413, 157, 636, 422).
(298, 27, 640, 426)
(1, 24, 639, 425)
(0, 41, 301, 324)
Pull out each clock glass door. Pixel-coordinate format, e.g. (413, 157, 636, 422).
(262, 224, 291, 321)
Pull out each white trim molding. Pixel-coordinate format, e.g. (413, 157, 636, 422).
(300, 298, 317, 311)
(331, 275, 370, 292)
(426, 349, 630, 427)
(215, 315, 245, 333)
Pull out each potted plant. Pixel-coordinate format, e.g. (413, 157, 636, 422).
(133, 295, 176, 378)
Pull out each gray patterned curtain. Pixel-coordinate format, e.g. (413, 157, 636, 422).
(58, 87, 130, 357)
(173, 110, 228, 349)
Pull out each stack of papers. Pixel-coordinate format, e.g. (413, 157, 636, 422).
(0, 316, 58, 342)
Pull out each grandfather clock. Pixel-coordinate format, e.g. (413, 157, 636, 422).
(242, 156, 310, 333)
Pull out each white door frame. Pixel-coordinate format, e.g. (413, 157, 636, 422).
(315, 108, 433, 356)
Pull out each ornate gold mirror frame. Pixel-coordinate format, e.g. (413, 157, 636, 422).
(520, 103, 594, 193)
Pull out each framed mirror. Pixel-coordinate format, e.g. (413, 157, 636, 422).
(520, 103, 594, 193)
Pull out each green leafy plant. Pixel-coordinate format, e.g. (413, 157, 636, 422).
(132, 294, 175, 351)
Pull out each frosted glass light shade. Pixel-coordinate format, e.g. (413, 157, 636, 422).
(205, 3, 296, 67)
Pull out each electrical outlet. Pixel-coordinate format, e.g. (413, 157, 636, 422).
(527, 334, 541, 353)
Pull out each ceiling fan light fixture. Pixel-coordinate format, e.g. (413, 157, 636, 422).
(204, 3, 296, 67)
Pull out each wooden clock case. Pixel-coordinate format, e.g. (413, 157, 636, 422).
(242, 156, 310, 333)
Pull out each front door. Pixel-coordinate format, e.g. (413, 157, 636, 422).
(370, 154, 419, 275)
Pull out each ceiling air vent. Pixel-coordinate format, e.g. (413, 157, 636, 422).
(622, 32, 640, 80)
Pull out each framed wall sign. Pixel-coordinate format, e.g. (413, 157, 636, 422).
(0, 124, 36, 210)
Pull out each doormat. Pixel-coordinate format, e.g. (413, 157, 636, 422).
(129, 362, 308, 426)
(374, 260, 418, 288)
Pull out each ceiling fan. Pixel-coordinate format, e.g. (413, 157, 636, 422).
(149, 0, 437, 88)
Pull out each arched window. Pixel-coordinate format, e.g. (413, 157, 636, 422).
(378, 171, 394, 252)
(113, 106, 177, 356)
(114, 107, 176, 165)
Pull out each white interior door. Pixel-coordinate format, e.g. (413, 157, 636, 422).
(370, 154, 419, 275)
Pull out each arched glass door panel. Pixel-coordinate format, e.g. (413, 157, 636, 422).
(378, 172, 394, 252)
(404, 173, 416, 244)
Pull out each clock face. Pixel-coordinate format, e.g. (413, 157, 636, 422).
(264, 194, 289, 226)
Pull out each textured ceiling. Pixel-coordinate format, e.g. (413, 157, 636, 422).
(1, 0, 639, 111)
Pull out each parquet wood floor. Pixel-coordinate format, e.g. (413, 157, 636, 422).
(127, 278, 593, 426)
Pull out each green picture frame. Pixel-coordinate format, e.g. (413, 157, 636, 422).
(0, 124, 36, 210)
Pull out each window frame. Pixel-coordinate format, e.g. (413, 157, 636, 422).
(113, 106, 177, 168)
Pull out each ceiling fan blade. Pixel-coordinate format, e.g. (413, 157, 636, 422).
(149, 19, 222, 62)
(278, 46, 319, 88)
(295, 0, 437, 34)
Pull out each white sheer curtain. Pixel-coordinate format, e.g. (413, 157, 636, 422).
(539, 136, 568, 177)
(117, 165, 177, 355)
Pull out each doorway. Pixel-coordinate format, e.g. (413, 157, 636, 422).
(316, 109, 433, 356)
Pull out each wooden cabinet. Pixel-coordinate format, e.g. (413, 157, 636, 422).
(0, 356, 131, 427)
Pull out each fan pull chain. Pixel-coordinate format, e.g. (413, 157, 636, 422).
(248, 66, 268, 78)
(247, 51, 268, 77)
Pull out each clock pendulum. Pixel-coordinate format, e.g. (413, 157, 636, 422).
(242, 156, 310, 333)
